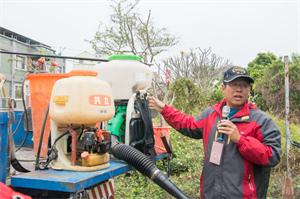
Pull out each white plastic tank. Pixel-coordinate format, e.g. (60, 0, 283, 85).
(93, 55, 153, 100)
(49, 70, 115, 124)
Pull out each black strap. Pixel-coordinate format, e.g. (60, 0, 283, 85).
(11, 159, 30, 173)
(161, 137, 173, 154)
(135, 92, 156, 164)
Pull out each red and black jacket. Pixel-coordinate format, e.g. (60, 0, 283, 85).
(161, 99, 281, 199)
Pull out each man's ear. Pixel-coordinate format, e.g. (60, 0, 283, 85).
(222, 84, 226, 94)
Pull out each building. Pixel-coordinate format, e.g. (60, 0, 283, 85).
(0, 26, 66, 109)
(73, 51, 109, 70)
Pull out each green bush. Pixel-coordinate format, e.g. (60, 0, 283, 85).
(247, 53, 300, 123)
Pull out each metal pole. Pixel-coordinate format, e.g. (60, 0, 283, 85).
(0, 50, 153, 66)
(0, 50, 109, 62)
(284, 55, 291, 179)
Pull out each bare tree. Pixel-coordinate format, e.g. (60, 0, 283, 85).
(151, 48, 232, 117)
(86, 0, 179, 63)
(150, 62, 176, 126)
(162, 47, 232, 94)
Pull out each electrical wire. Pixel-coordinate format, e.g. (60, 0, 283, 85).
(50, 46, 89, 52)
(15, 73, 29, 152)
(35, 122, 81, 170)
(51, 126, 80, 148)
(12, 111, 25, 136)
(78, 125, 84, 141)
(35, 103, 49, 170)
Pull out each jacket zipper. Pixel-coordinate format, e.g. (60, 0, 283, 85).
(248, 173, 255, 199)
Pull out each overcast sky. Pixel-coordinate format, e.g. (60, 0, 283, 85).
(0, 0, 299, 72)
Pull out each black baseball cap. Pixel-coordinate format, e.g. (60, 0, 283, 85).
(223, 66, 254, 84)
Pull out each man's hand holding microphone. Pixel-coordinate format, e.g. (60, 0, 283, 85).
(217, 106, 241, 143)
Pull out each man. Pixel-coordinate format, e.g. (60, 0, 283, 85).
(148, 66, 281, 199)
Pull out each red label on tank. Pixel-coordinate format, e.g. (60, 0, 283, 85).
(89, 95, 111, 106)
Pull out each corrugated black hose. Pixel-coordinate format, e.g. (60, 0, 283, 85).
(112, 143, 190, 199)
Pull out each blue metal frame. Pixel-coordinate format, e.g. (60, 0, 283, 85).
(0, 112, 9, 183)
(11, 153, 169, 195)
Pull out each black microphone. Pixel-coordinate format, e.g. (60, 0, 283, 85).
(218, 105, 230, 141)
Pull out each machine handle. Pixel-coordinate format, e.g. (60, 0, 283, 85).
(290, 140, 300, 148)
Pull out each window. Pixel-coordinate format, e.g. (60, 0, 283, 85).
(15, 84, 22, 100)
(79, 60, 84, 64)
(55, 66, 62, 73)
(16, 56, 25, 70)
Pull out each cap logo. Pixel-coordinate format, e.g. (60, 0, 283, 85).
(232, 67, 246, 74)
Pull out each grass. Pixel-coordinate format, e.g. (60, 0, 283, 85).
(113, 113, 300, 198)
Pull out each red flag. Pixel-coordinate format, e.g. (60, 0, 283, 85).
(165, 69, 171, 84)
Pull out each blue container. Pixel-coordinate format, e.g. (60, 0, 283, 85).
(0, 98, 15, 183)
(0, 111, 9, 183)
(12, 111, 33, 148)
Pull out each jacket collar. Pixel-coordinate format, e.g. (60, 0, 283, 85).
(211, 98, 259, 121)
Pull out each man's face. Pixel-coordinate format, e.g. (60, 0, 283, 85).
(222, 77, 251, 109)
